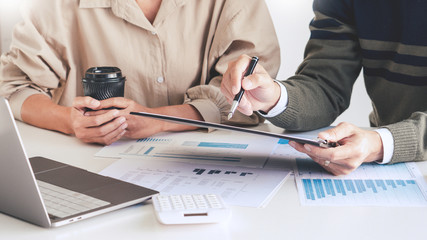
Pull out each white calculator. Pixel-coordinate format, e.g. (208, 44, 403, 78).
(152, 194, 231, 224)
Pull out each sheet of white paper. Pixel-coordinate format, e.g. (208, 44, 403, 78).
(99, 158, 291, 208)
(96, 130, 279, 168)
(294, 158, 427, 206)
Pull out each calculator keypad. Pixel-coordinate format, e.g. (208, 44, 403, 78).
(152, 194, 230, 224)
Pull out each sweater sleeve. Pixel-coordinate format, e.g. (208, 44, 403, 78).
(385, 111, 427, 163)
(267, 0, 362, 131)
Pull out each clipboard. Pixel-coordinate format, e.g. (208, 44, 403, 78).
(130, 112, 337, 148)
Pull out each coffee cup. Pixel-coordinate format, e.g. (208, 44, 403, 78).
(82, 66, 126, 100)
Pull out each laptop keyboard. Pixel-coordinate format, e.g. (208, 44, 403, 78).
(37, 180, 111, 218)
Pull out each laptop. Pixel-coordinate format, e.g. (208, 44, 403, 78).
(0, 97, 158, 227)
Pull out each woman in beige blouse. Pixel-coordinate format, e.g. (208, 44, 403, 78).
(0, 0, 280, 145)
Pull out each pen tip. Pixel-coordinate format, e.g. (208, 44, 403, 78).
(227, 113, 233, 120)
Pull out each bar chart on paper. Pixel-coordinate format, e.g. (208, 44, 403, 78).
(295, 158, 427, 206)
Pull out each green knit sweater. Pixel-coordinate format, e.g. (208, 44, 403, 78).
(268, 0, 427, 164)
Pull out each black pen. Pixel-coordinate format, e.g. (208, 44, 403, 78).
(227, 56, 259, 120)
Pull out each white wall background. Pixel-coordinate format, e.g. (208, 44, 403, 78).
(0, 0, 372, 127)
(0, 0, 23, 53)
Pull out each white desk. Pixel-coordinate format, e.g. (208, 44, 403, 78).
(2, 122, 427, 240)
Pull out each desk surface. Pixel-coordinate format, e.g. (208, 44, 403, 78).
(2, 122, 427, 240)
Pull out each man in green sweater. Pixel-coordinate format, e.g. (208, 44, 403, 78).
(221, 0, 427, 175)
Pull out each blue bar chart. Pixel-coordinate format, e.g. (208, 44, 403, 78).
(295, 158, 427, 206)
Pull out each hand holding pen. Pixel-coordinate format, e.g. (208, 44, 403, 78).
(227, 56, 259, 120)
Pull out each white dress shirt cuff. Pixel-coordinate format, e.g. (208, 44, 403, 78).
(257, 81, 288, 118)
(374, 128, 394, 164)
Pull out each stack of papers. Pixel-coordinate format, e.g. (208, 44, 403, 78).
(100, 158, 290, 208)
(97, 128, 427, 208)
(97, 130, 291, 208)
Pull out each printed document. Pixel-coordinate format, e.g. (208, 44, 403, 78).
(96, 130, 279, 168)
(97, 130, 292, 207)
(294, 158, 427, 206)
(99, 158, 291, 208)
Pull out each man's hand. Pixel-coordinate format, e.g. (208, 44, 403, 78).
(221, 54, 281, 115)
(289, 122, 384, 175)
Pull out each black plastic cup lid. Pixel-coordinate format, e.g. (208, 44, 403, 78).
(83, 67, 125, 83)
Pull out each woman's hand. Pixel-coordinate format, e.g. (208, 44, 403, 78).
(95, 97, 202, 141)
(71, 97, 128, 145)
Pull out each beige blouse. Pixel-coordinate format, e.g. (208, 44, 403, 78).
(0, 0, 280, 125)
